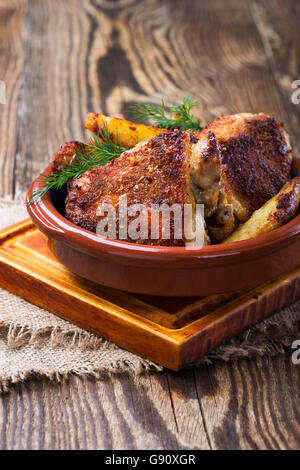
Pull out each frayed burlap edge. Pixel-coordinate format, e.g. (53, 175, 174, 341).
(1, 301, 300, 393)
(0, 358, 162, 394)
(5, 324, 108, 350)
(0, 193, 300, 391)
(0, 321, 163, 393)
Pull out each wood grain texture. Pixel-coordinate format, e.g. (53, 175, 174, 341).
(0, 0, 300, 450)
(1, 356, 300, 450)
(249, 0, 300, 156)
(2, 0, 300, 197)
(0, 0, 25, 197)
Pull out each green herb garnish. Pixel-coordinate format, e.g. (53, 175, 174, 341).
(128, 96, 202, 131)
(30, 97, 202, 205)
(29, 127, 126, 204)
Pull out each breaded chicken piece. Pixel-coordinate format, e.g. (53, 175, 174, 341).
(52, 113, 293, 245)
(65, 131, 198, 246)
(51, 141, 85, 172)
(190, 113, 293, 242)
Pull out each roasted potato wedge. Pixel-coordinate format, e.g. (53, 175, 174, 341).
(85, 113, 167, 148)
(223, 177, 300, 244)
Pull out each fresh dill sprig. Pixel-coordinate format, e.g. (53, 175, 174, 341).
(29, 98, 202, 205)
(29, 127, 126, 204)
(128, 96, 202, 131)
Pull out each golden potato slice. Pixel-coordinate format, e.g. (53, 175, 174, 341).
(223, 177, 300, 244)
(85, 113, 167, 148)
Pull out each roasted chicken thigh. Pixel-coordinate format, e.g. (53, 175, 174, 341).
(190, 113, 292, 241)
(51, 113, 293, 245)
(64, 131, 198, 246)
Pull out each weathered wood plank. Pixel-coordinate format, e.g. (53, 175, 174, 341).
(249, 0, 300, 156)
(13, 0, 92, 196)
(1, 0, 300, 451)
(194, 356, 300, 450)
(7, 0, 300, 194)
(0, 0, 25, 197)
(1, 354, 300, 450)
(166, 369, 211, 449)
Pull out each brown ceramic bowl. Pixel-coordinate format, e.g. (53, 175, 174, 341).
(26, 158, 300, 297)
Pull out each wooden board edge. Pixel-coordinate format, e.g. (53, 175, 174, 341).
(178, 273, 300, 369)
(0, 252, 182, 369)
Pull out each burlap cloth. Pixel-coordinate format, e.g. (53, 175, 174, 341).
(0, 195, 300, 392)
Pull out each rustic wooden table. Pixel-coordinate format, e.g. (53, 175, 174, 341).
(1, 0, 300, 450)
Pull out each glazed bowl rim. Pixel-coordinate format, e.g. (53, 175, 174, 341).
(26, 160, 300, 265)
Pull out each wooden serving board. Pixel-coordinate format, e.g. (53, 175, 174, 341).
(0, 219, 300, 370)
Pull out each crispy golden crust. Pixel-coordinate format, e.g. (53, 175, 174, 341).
(188, 113, 293, 242)
(202, 113, 292, 221)
(51, 141, 84, 172)
(206, 114, 292, 220)
(54, 113, 293, 246)
(65, 131, 193, 246)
